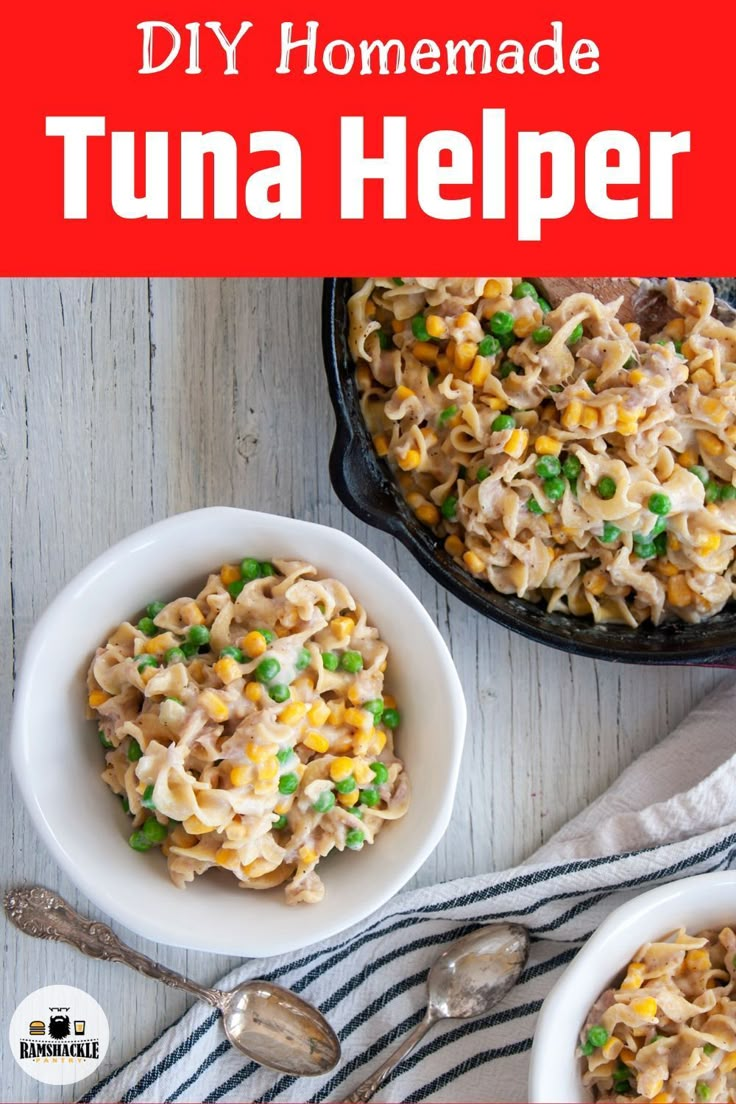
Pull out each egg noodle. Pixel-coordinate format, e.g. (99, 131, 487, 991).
(581, 927, 736, 1102)
(348, 277, 736, 625)
(87, 558, 408, 905)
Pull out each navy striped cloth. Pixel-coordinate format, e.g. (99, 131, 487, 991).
(79, 679, 736, 1104)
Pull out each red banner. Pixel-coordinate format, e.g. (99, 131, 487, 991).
(2, 1, 733, 275)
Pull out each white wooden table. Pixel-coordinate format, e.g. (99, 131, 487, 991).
(1, 279, 728, 1103)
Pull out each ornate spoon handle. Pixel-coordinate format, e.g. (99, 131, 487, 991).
(5, 886, 224, 1009)
(341, 1013, 435, 1103)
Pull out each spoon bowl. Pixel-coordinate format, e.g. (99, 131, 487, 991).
(428, 923, 530, 1021)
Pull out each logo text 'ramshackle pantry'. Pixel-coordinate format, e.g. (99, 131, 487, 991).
(9, 985, 109, 1086)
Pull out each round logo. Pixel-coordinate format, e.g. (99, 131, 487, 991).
(8, 985, 109, 1086)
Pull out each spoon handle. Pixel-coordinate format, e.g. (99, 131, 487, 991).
(5, 886, 223, 1009)
(342, 1012, 434, 1103)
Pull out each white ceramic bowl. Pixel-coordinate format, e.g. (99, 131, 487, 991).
(529, 870, 736, 1102)
(12, 508, 466, 957)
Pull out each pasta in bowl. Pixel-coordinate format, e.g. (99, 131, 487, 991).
(348, 277, 736, 628)
(87, 556, 408, 905)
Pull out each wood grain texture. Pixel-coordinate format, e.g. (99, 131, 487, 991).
(0, 279, 727, 1103)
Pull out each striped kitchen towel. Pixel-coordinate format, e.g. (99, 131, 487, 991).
(80, 676, 736, 1104)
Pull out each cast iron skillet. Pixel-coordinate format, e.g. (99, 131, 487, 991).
(322, 277, 736, 665)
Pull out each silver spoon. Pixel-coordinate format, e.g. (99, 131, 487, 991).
(4, 886, 340, 1077)
(342, 922, 529, 1103)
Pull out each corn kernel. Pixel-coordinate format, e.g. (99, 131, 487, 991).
(199, 690, 229, 722)
(373, 433, 389, 458)
(345, 707, 371, 730)
(668, 575, 693, 608)
(246, 742, 278, 763)
(721, 1052, 736, 1074)
(88, 690, 109, 708)
(391, 318, 403, 334)
(230, 764, 251, 787)
(412, 341, 439, 364)
(631, 997, 658, 1019)
(184, 815, 214, 835)
(243, 858, 274, 878)
(327, 701, 345, 725)
(467, 356, 491, 387)
(534, 435, 562, 457)
(580, 406, 599, 430)
(395, 385, 415, 402)
(698, 533, 721, 556)
(620, 1047, 636, 1064)
(483, 279, 503, 298)
(455, 341, 478, 372)
(691, 368, 715, 393)
(215, 847, 235, 867)
(487, 396, 508, 411)
(621, 965, 644, 991)
(239, 631, 266, 659)
(245, 681, 262, 703)
(398, 449, 420, 471)
(659, 561, 679, 577)
(416, 503, 440, 526)
(586, 574, 607, 596)
(425, 314, 447, 338)
(561, 400, 583, 430)
(330, 616, 355, 641)
(503, 427, 529, 458)
(258, 758, 279, 782)
(338, 790, 360, 807)
(299, 846, 318, 865)
(698, 430, 725, 456)
(445, 535, 465, 558)
(144, 633, 175, 655)
(220, 564, 241, 586)
(629, 369, 645, 385)
(678, 449, 697, 468)
(648, 1082, 665, 1099)
(372, 730, 387, 754)
(685, 949, 711, 970)
(214, 657, 242, 685)
(652, 1093, 673, 1103)
(181, 602, 205, 626)
(307, 700, 330, 728)
(279, 701, 307, 725)
(463, 550, 485, 575)
(624, 321, 641, 340)
(303, 730, 330, 754)
(702, 397, 728, 424)
(330, 757, 354, 782)
(616, 409, 641, 436)
(293, 676, 315, 696)
(513, 315, 537, 338)
(353, 760, 373, 785)
(274, 800, 291, 816)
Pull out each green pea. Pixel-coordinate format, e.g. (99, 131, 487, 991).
(489, 311, 515, 336)
(655, 533, 668, 556)
(98, 729, 113, 749)
(580, 1041, 594, 1056)
(260, 563, 276, 578)
(476, 466, 490, 482)
(352, 808, 364, 820)
(411, 314, 430, 342)
(269, 684, 290, 703)
(312, 790, 336, 814)
(441, 495, 458, 520)
(334, 775, 357, 794)
(696, 1083, 711, 1101)
(137, 654, 158, 671)
(255, 657, 281, 682)
(623, 355, 638, 370)
(438, 404, 458, 425)
(528, 496, 544, 515)
(227, 579, 245, 599)
(492, 414, 515, 432)
(364, 700, 384, 721)
(257, 628, 276, 644)
(166, 696, 182, 704)
(278, 773, 299, 795)
(722, 484, 736, 501)
(562, 455, 581, 480)
(276, 748, 294, 765)
(322, 651, 339, 671)
(535, 455, 561, 479)
(478, 335, 501, 357)
(240, 558, 260, 581)
(146, 601, 166, 619)
(543, 476, 566, 502)
(648, 493, 671, 516)
(340, 651, 364, 674)
(382, 708, 400, 729)
(137, 617, 157, 637)
(705, 481, 721, 504)
(127, 738, 143, 762)
(649, 515, 667, 538)
(601, 522, 621, 543)
(272, 814, 288, 830)
(689, 465, 710, 486)
(566, 323, 584, 346)
(359, 787, 380, 807)
(378, 330, 390, 350)
(532, 326, 553, 345)
(596, 477, 617, 500)
(371, 761, 389, 784)
(142, 817, 168, 843)
(121, 796, 130, 814)
(587, 1026, 609, 1048)
(458, 464, 467, 480)
(674, 339, 683, 354)
(499, 361, 515, 379)
(187, 625, 210, 647)
(512, 281, 539, 301)
(537, 297, 552, 314)
(345, 828, 365, 850)
(392, 277, 404, 286)
(128, 830, 153, 852)
(142, 784, 156, 810)
(634, 540, 657, 559)
(296, 647, 311, 671)
(180, 641, 199, 658)
(220, 646, 244, 662)
(164, 647, 186, 664)
(703, 1043, 716, 1056)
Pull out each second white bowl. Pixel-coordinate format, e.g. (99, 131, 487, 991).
(12, 508, 467, 957)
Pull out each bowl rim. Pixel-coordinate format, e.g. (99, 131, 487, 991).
(11, 506, 467, 956)
(528, 869, 736, 1103)
(322, 276, 736, 666)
